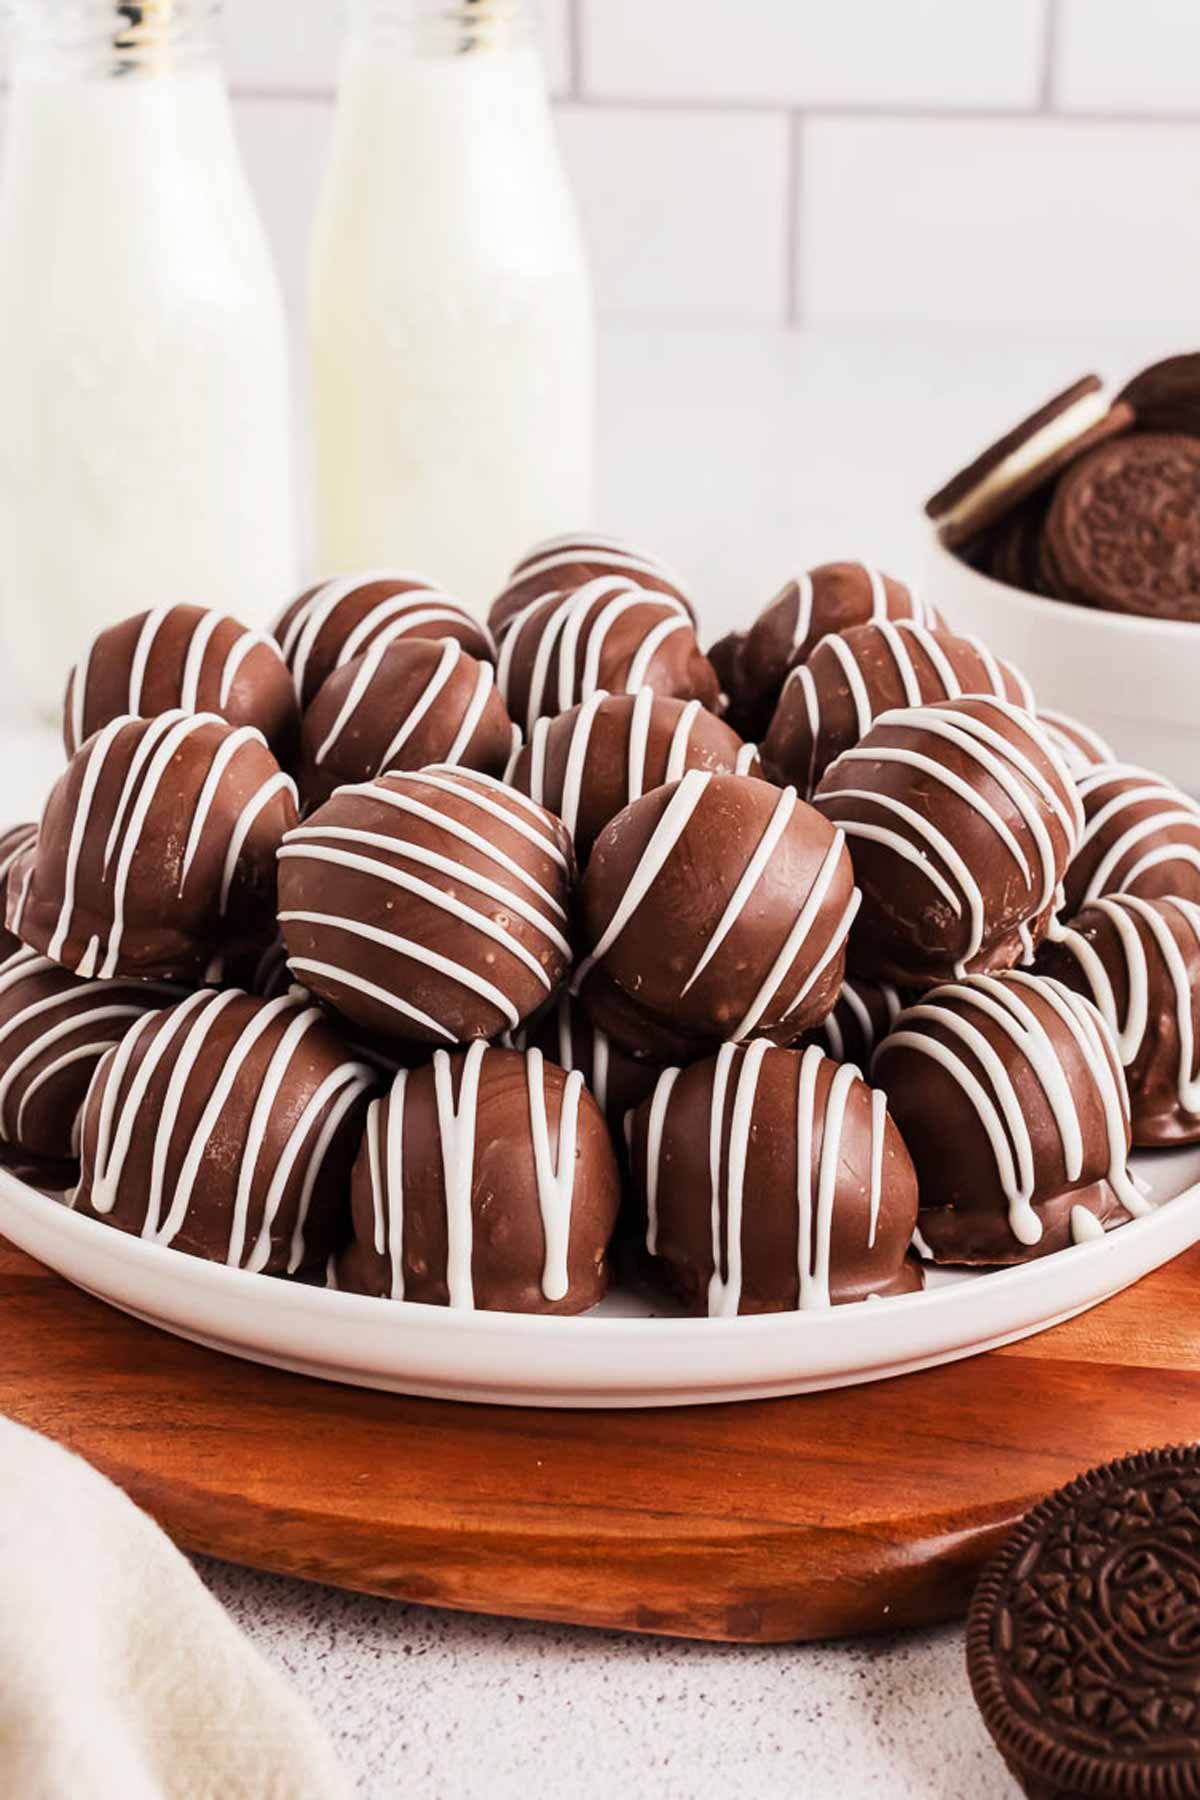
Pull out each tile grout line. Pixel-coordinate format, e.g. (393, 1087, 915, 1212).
(785, 112, 803, 328)
(225, 85, 1200, 128)
(1039, 0, 1061, 111)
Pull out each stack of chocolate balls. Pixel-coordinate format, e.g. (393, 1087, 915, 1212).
(3, 542, 1197, 1319)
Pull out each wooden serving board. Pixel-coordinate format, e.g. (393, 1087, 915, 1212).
(2, 1234, 1198, 1644)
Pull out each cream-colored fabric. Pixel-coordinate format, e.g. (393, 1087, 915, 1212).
(0, 1417, 347, 1800)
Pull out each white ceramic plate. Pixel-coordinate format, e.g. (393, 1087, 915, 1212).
(921, 531, 1200, 792)
(3, 1147, 1200, 1409)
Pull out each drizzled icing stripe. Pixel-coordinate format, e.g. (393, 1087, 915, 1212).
(500, 538, 691, 616)
(876, 972, 1145, 1248)
(68, 606, 288, 753)
(1075, 764, 1200, 902)
(272, 569, 445, 696)
(312, 637, 498, 772)
(1037, 709, 1114, 775)
(1051, 894, 1200, 1115)
(363, 1045, 586, 1308)
(519, 689, 751, 848)
(46, 711, 297, 981)
(571, 769, 857, 1038)
(642, 1042, 887, 1316)
(818, 978, 903, 1066)
(84, 989, 374, 1268)
(819, 698, 1080, 977)
(497, 576, 693, 733)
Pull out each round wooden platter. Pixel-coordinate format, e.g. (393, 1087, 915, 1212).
(1, 1234, 1198, 1644)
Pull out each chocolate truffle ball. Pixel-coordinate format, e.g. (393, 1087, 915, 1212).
(508, 688, 760, 864)
(712, 563, 941, 739)
(763, 619, 1034, 797)
(496, 576, 720, 734)
(800, 976, 904, 1070)
(297, 637, 517, 812)
(0, 947, 182, 1161)
(510, 991, 661, 1142)
(628, 1041, 921, 1315)
(873, 970, 1147, 1265)
(489, 531, 695, 642)
(333, 1042, 620, 1314)
(575, 771, 858, 1063)
(63, 604, 299, 762)
(277, 766, 574, 1046)
(8, 711, 297, 983)
(1035, 707, 1113, 777)
(73, 988, 375, 1274)
(272, 573, 495, 709)
(0, 823, 36, 961)
(1036, 893, 1200, 1146)
(813, 696, 1081, 988)
(1063, 761, 1200, 913)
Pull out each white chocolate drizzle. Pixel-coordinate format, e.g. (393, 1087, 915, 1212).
(1051, 893, 1200, 1118)
(67, 605, 288, 754)
(780, 618, 1032, 795)
(641, 1042, 887, 1316)
(817, 697, 1081, 977)
(270, 570, 494, 701)
(278, 767, 570, 1038)
(875, 971, 1145, 1248)
(312, 636, 501, 775)
(45, 711, 296, 980)
(572, 769, 857, 1039)
(1074, 763, 1200, 903)
(83, 989, 373, 1271)
(496, 576, 693, 733)
(361, 1044, 586, 1308)
(1036, 709, 1114, 777)
(818, 978, 903, 1065)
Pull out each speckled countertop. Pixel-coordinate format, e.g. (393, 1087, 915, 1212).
(5, 321, 1182, 1800)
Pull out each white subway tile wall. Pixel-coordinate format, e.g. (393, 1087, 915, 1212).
(219, 0, 1200, 326)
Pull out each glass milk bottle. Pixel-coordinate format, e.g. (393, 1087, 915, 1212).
(310, 0, 596, 608)
(0, 0, 296, 718)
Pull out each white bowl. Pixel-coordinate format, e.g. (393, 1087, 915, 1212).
(3, 1147, 1200, 1408)
(922, 530, 1200, 792)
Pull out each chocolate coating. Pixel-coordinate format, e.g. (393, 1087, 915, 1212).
(0, 947, 183, 1160)
(629, 1042, 922, 1315)
(715, 563, 940, 740)
(489, 532, 696, 642)
(507, 688, 760, 864)
(63, 604, 299, 763)
(1035, 707, 1113, 777)
(763, 619, 1033, 797)
(813, 696, 1081, 988)
(277, 766, 575, 1046)
(1064, 762, 1200, 913)
(1036, 894, 1200, 1146)
(510, 990, 661, 1143)
(334, 1043, 620, 1314)
(8, 710, 297, 983)
(73, 989, 375, 1274)
(968, 1445, 1200, 1800)
(799, 976, 904, 1070)
(873, 970, 1143, 1266)
(297, 638, 516, 812)
(272, 574, 495, 709)
(1044, 431, 1200, 619)
(496, 576, 720, 734)
(0, 823, 36, 961)
(576, 771, 857, 1063)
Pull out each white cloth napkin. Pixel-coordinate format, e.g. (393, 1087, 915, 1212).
(0, 1417, 348, 1800)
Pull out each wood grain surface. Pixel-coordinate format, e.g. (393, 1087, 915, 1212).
(1, 1236, 1197, 1643)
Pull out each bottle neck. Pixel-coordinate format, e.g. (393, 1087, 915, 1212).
(9, 0, 222, 79)
(349, 0, 534, 55)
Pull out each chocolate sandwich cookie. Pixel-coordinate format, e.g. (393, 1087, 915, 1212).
(926, 375, 1134, 550)
(968, 1444, 1200, 1799)
(1119, 350, 1200, 436)
(1042, 432, 1200, 620)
